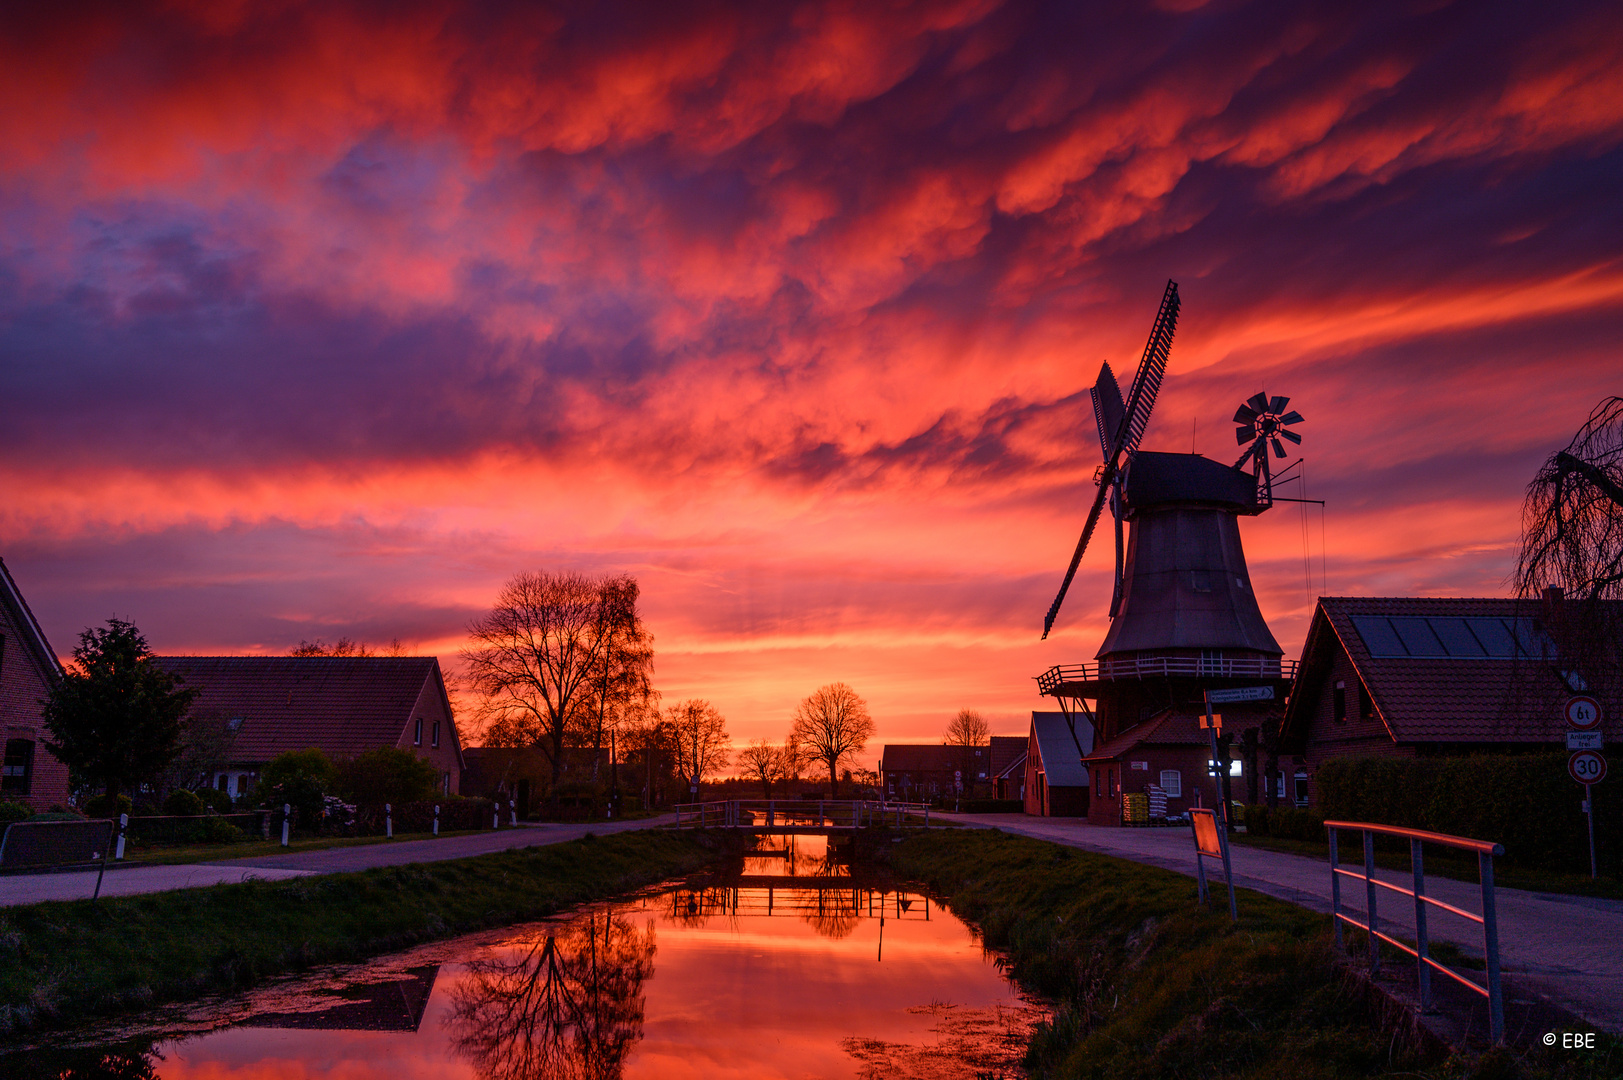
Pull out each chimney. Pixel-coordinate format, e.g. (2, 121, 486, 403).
(1543, 585, 1565, 604)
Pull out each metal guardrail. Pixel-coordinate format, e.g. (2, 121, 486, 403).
(1325, 819, 1505, 1044)
(1036, 656, 1297, 693)
(674, 800, 931, 830)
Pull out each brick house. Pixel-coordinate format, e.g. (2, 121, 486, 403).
(156, 656, 466, 799)
(1278, 596, 1620, 805)
(0, 559, 70, 809)
(1081, 706, 1274, 825)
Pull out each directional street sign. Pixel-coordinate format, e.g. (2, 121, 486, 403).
(1565, 696, 1603, 731)
(1569, 750, 1607, 785)
(1567, 731, 1604, 751)
(1206, 686, 1275, 704)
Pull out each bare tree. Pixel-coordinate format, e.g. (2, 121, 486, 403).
(463, 571, 647, 808)
(736, 740, 787, 798)
(944, 707, 990, 796)
(582, 576, 655, 784)
(1517, 396, 1623, 690)
(789, 683, 875, 799)
(666, 700, 731, 799)
(289, 636, 410, 657)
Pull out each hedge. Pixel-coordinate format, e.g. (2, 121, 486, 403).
(1242, 803, 1326, 842)
(962, 798, 1024, 814)
(1314, 753, 1620, 876)
(351, 798, 497, 835)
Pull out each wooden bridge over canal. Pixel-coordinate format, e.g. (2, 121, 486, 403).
(673, 800, 933, 832)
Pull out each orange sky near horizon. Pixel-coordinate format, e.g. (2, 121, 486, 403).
(2, 0, 1620, 746)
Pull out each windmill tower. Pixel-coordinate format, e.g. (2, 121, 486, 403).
(1036, 282, 1304, 816)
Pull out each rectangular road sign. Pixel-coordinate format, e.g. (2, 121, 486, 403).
(1206, 686, 1275, 704)
(1567, 731, 1604, 750)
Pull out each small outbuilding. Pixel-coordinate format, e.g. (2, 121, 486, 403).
(1023, 711, 1093, 817)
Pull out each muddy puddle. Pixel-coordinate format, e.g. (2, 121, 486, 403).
(11, 835, 1046, 1079)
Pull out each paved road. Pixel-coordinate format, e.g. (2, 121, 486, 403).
(0, 816, 672, 907)
(943, 813, 1623, 1035)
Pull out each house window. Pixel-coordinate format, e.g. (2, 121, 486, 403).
(414, 718, 423, 746)
(1293, 771, 1310, 807)
(1358, 682, 1373, 719)
(2, 739, 34, 795)
(217, 773, 229, 791)
(431, 720, 441, 748)
(1333, 680, 1347, 722)
(1159, 770, 1182, 798)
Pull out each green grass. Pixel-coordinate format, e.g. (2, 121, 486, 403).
(0, 828, 734, 1037)
(1230, 831, 1623, 901)
(888, 829, 1620, 1080)
(114, 828, 491, 866)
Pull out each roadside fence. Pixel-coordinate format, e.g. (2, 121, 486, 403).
(1326, 819, 1505, 1044)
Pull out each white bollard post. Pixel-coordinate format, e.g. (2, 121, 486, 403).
(281, 803, 291, 846)
(115, 812, 128, 861)
(433, 804, 440, 836)
(385, 802, 393, 838)
(493, 805, 500, 829)
(510, 799, 518, 827)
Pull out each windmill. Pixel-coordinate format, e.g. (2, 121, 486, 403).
(1042, 280, 1180, 639)
(1232, 394, 1304, 507)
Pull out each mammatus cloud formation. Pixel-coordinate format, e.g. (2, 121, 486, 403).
(2, 1, 1620, 740)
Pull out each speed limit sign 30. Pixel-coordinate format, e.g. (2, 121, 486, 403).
(1569, 750, 1607, 785)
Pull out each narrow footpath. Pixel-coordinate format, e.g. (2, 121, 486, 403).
(944, 812, 1623, 1036)
(0, 815, 673, 907)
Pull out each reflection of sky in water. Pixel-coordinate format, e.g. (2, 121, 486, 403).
(122, 863, 1037, 1080)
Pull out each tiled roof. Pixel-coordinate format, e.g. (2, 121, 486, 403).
(988, 735, 1026, 777)
(1085, 708, 1266, 762)
(156, 656, 447, 764)
(1290, 596, 1612, 744)
(879, 744, 958, 772)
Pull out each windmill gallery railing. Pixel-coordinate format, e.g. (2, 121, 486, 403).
(674, 801, 931, 831)
(1037, 656, 1298, 694)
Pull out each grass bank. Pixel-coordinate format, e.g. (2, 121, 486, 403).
(0, 828, 730, 1038)
(888, 829, 1618, 1080)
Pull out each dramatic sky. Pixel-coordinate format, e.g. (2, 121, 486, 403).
(3, 0, 1620, 746)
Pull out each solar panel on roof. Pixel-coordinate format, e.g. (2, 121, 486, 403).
(1350, 615, 1407, 656)
(1464, 618, 1516, 656)
(1509, 617, 1557, 659)
(1390, 618, 1446, 657)
(1427, 618, 1487, 657)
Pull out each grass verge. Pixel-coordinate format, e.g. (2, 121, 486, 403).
(1229, 832, 1623, 901)
(0, 828, 731, 1038)
(887, 828, 1619, 1080)
(107, 828, 490, 867)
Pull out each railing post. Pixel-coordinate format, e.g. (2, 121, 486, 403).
(1480, 851, 1504, 1044)
(1364, 830, 1379, 974)
(1329, 826, 1342, 949)
(1411, 838, 1431, 1011)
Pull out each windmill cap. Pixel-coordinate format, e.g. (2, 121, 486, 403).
(1123, 451, 1261, 513)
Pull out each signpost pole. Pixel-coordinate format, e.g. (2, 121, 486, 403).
(1585, 783, 1597, 880)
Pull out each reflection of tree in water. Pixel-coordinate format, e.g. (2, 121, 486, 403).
(446, 910, 656, 1080)
(8, 1041, 161, 1080)
(800, 888, 862, 940)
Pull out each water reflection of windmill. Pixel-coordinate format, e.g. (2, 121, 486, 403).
(1037, 281, 1307, 824)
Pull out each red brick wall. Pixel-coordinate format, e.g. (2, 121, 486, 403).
(1294, 638, 1412, 800)
(0, 605, 70, 809)
(1091, 745, 1223, 824)
(396, 668, 464, 796)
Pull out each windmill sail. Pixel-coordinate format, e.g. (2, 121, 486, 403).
(1090, 363, 1126, 461)
(1042, 280, 1180, 639)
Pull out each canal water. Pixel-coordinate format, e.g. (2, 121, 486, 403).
(17, 836, 1046, 1079)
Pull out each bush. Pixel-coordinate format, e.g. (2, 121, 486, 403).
(352, 797, 496, 834)
(1269, 805, 1326, 841)
(0, 800, 31, 826)
(336, 747, 440, 806)
(255, 775, 330, 835)
(1242, 803, 1270, 836)
(1315, 753, 1621, 876)
(84, 793, 133, 819)
(261, 747, 339, 791)
(196, 787, 234, 814)
(163, 789, 205, 816)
